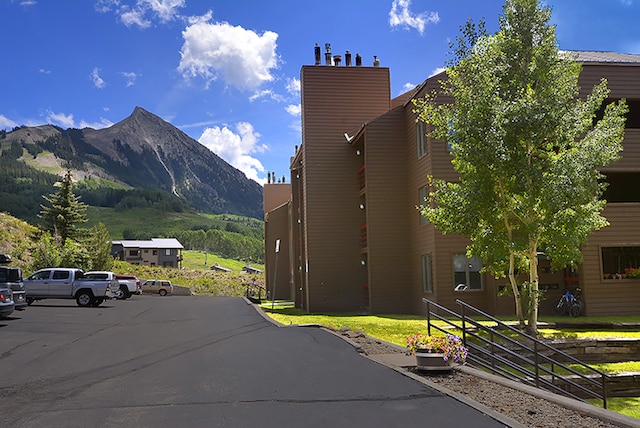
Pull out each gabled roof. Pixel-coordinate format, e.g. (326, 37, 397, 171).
(112, 238, 184, 249)
(561, 50, 640, 64)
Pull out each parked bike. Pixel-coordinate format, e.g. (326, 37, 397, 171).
(552, 288, 583, 317)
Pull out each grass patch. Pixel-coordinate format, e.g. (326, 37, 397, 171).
(111, 251, 265, 297)
(181, 250, 263, 272)
(589, 397, 640, 419)
(261, 304, 458, 347)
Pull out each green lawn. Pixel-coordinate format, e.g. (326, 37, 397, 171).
(181, 249, 264, 272)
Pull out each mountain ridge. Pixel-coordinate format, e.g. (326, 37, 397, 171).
(2, 107, 264, 219)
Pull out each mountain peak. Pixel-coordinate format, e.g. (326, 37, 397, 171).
(5, 107, 264, 218)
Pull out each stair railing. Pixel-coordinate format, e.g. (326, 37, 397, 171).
(423, 298, 608, 408)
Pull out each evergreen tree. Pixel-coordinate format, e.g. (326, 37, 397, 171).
(38, 170, 88, 243)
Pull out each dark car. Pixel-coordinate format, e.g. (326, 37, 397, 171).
(0, 286, 14, 319)
(0, 255, 25, 311)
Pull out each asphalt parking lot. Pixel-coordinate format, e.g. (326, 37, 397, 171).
(0, 295, 508, 428)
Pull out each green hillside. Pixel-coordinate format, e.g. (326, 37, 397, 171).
(0, 212, 266, 297)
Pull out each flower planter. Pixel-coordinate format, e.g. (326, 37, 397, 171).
(415, 351, 453, 371)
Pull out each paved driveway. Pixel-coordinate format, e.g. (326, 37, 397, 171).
(0, 296, 508, 427)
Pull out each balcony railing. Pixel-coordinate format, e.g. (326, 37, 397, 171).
(357, 165, 366, 191)
(359, 224, 368, 248)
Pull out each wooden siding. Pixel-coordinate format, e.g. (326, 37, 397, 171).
(263, 183, 291, 215)
(578, 64, 640, 99)
(580, 203, 640, 316)
(300, 65, 391, 312)
(363, 107, 413, 313)
(264, 202, 292, 300)
(606, 129, 640, 170)
(406, 76, 499, 314)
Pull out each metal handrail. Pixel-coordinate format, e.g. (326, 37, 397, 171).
(422, 298, 608, 408)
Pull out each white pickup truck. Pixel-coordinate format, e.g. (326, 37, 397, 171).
(24, 268, 115, 307)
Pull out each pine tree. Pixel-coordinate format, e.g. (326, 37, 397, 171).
(39, 170, 88, 243)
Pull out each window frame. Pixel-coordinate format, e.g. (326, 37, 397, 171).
(416, 121, 427, 158)
(422, 254, 433, 293)
(601, 245, 640, 280)
(418, 186, 428, 225)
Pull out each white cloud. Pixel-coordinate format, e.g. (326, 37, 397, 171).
(91, 67, 106, 89)
(144, 0, 185, 23)
(120, 9, 151, 28)
(178, 17, 279, 91)
(121, 71, 139, 87)
(429, 67, 446, 77)
(79, 118, 114, 129)
(97, 0, 184, 28)
(0, 114, 18, 129)
(403, 82, 417, 92)
(198, 122, 267, 183)
(46, 110, 75, 128)
(389, 0, 439, 35)
(285, 104, 301, 116)
(249, 89, 285, 103)
(39, 68, 51, 74)
(286, 77, 300, 95)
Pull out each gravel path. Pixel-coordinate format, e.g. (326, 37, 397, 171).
(336, 328, 633, 428)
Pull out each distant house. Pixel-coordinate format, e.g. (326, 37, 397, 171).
(111, 238, 184, 268)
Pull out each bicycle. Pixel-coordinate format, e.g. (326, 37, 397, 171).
(552, 288, 584, 317)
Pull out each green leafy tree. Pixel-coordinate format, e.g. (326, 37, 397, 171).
(38, 170, 87, 243)
(29, 232, 62, 271)
(59, 238, 89, 269)
(415, 0, 628, 335)
(84, 222, 114, 271)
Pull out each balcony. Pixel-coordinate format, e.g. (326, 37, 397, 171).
(359, 224, 368, 249)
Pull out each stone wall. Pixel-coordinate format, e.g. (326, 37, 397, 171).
(548, 339, 640, 364)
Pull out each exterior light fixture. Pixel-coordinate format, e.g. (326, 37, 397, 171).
(361, 260, 366, 266)
(356, 149, 361, 156)
(359, 203, 365, 209)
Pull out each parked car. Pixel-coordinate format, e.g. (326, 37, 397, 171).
(24, 268, 115, 307)
(141, 280, 173, 296)
(84, 271, 120, 299)
(0, 286, 14, 319)
(115, 274, 141, 299)
(0, 254, 26, 311)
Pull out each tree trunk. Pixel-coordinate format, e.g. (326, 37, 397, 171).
(508, 250, 525, 328)
(526, 244, 540, 336)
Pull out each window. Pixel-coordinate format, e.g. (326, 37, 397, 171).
(602, 172, 640, 203)
(422, 255, 433, 293)
(129, 250, 139, 257)
(153, 250, 158, 255)
(165, 249, 172, 256)
(602, 246, 640, 279)
(453, 254, 483, 290)
(596, 99, 640, 128)
(416, 121, 427, 158)
(418, 186, 428, 224)
(52, 270, 70, 280)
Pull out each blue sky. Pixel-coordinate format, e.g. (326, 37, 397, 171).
(1, 0, 639, 184)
